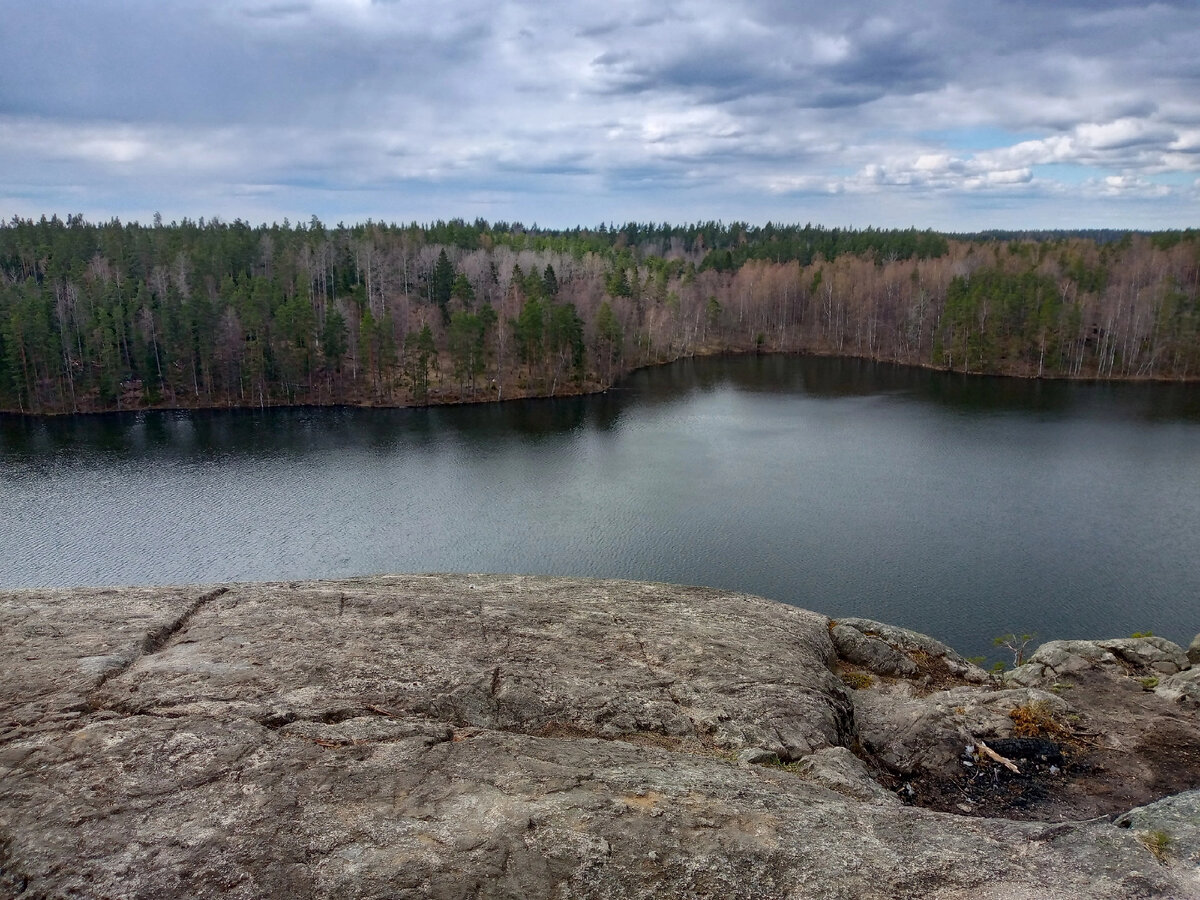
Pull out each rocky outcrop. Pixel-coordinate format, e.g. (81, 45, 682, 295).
(830, 617, 992, 684)
(1, 576, 1198, 899)
(1006, 636, 1191, 686)
(1158, 667, 1200, 707)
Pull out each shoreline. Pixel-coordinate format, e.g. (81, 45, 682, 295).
(3, 346, 1198, 420)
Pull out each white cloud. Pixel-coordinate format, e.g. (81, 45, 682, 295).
(1076, 119, 1174, 152)
(974, 169, 1034, 187)
(1088, 175, 1171, 199)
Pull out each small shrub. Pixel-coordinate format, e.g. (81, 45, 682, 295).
(841, 671, 874, 690)
(1139, 676, 1160, 691)
(994, 632, 1036, 668)
(1131, 631, 1155, 638)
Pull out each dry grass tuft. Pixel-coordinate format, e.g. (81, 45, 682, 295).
(1009, 700, 1068, 739)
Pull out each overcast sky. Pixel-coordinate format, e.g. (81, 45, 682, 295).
(2, 0, 1198, 230)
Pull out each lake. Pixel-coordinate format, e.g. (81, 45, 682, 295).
(3, 354, 1198, 663)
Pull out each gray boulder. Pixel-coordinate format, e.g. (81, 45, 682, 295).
(830, 622, 918, 676)
(1098, 637, 1190, 675)
(832, 617, 991, 683)
(1018, 639, 1122, 680)
(1008, 636, 1190, 686)
(736, 746, 781, 767)
(1156, 666, 1200, 707)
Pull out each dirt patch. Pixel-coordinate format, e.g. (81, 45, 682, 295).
(1139, 719, 1200, 797)
(906, 648, 974, 694)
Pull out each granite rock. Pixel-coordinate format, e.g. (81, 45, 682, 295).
(1, 576, 1198, 899)
(1115, 789, 1200, 869)
(832, 617, 991, 683)
(1156, 666, 1200, 707)
(1007, 635, 1189, 686)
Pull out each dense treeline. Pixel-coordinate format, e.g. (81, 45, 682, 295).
(1, 215, 1197, 414)
(951, 228, 1199, 248)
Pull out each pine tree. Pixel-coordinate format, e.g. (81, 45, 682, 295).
(432, 250, 454, 323)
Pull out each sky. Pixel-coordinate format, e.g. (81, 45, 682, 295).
(1, 0, 1198, 231)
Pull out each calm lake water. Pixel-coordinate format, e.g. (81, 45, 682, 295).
(3, 355, 1199, 662)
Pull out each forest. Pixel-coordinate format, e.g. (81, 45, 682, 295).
(0, 215, 1197, 414)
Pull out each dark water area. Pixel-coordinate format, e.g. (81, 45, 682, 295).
(3, 354, 1198, 663)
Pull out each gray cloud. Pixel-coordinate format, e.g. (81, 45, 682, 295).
(1, 0, 1197, 229)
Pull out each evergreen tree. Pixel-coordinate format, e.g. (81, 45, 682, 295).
(321, 308, 348, 370)
(432, 250, 454, 323)
(448, 310, 489, 395)
(513, 297, 544, 374)
(595, 300, 622, 382)
(451, 273, 475, 306)
(404, 323, 436, 402)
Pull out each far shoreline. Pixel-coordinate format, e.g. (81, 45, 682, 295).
(2, 346, 1198, 421)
